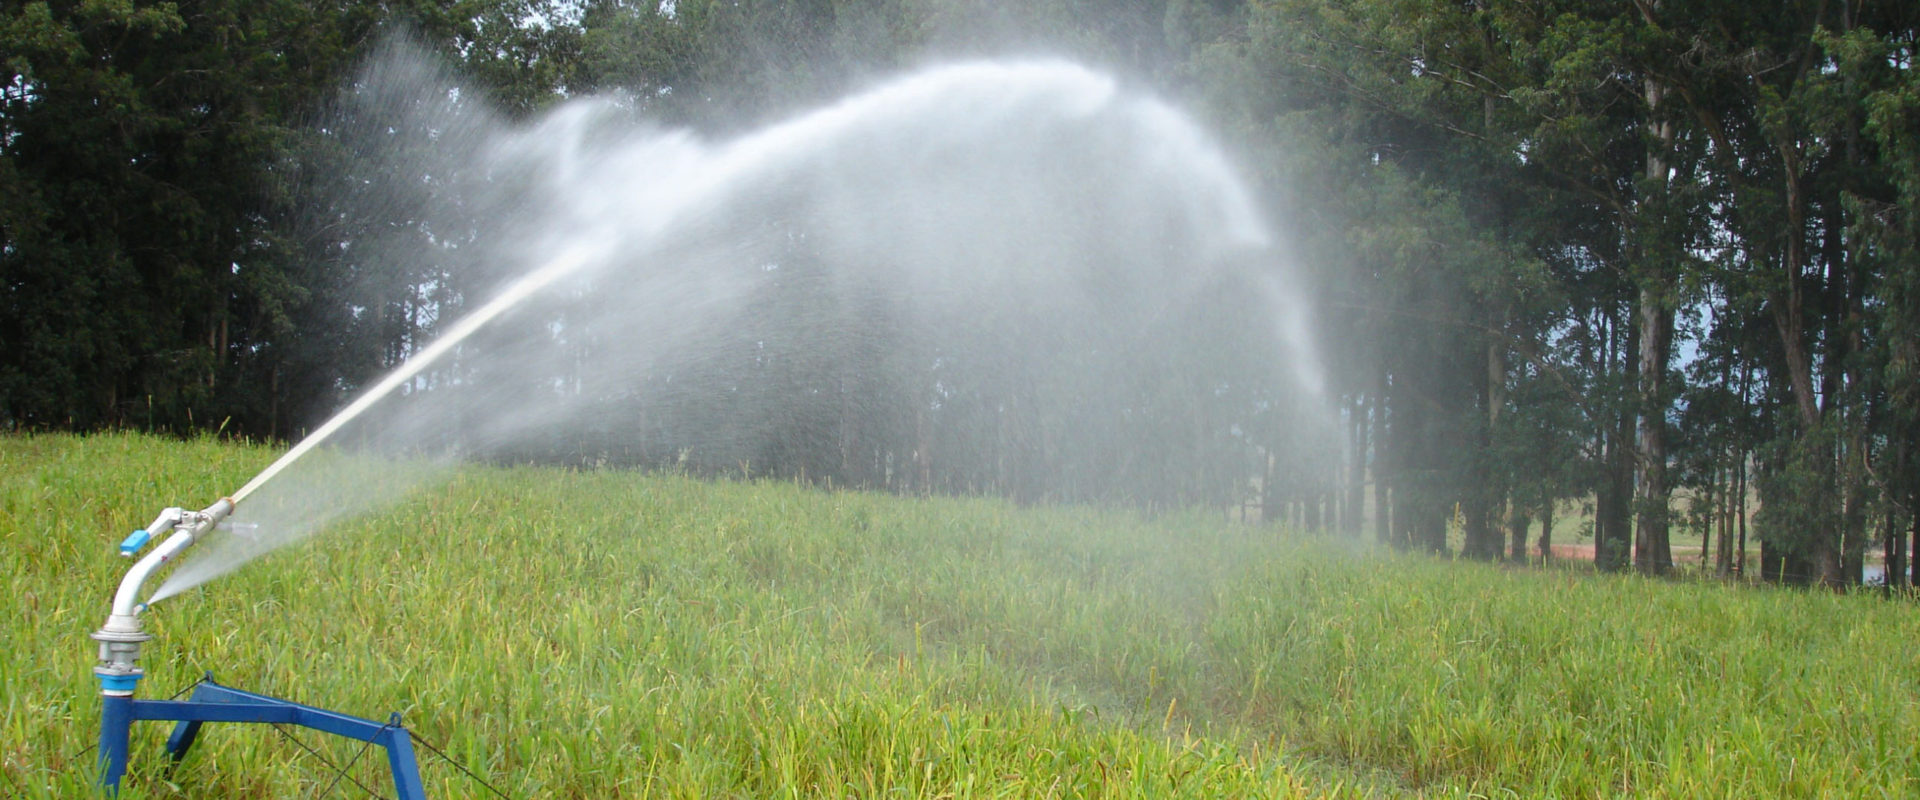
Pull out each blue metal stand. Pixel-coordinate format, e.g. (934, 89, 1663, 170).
(99, 675, 425, 799)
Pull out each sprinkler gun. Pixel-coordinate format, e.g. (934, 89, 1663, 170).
(91, 497, 233, 695)
(88, 496, 428, 797)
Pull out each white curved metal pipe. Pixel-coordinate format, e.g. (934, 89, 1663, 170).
(105, 498, 233, 622)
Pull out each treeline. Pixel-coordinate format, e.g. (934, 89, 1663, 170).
(5, 1, 1918, 587)
(1225, 0, 1920, 589)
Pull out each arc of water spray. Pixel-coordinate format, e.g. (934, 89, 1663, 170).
(232, 244, 602, 503)
(161, 59, 1295, 606)
(231, 64, 1150, 508)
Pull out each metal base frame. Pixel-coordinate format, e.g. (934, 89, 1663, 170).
(99, 675, 425, 799)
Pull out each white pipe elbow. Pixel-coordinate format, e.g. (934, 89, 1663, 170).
(105, 497, 235, 620)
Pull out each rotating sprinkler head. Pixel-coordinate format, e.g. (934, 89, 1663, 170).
(91, 497, 234, 696)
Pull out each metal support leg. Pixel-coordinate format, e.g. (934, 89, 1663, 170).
(164, 716, 204, 764)
(383, 718, 428, 800)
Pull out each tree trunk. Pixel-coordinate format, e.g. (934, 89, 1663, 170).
(1460, 339, 1495, 560)
(1634, 287, 1675, 575)
(1698, 473, 1712, 574)
(1537, 499, 1553, 563)
(1597, 308, 1638, 572)
(1373, 368, 1391, 546)
(1509, 504, 1530, 563)
(1716, 456, 1734, 576)
(1347, 394, 1365, 535)
(1885, 504, 1905, 591)
(1468, 330, 1508, 561)
(1841, 449, 1866, 586)
(1837, 267, 1869, 588)
(1910, 480, 1919, 589)
(1892, 437, 1913, 589)
(1633, 73, 1677, 576)
(1736, 454, 1748, 578)
(1833, 3, 1872, 588)
(1262, 448, 1277, 526)
(914, 405, 932, 494)
(1772, 160, 1841, 588)
(1463, 497, 1494, 560)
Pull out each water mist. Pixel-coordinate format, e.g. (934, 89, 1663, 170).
(150, 50, 1317, 604)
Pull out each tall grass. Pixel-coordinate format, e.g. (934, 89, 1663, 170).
(3, 433, 1914, 797)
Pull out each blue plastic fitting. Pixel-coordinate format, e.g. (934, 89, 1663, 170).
(96, 672, 141, 693)
(119, 530, 152, 556)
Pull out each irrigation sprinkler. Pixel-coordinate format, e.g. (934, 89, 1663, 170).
(91, 497, 427, 798)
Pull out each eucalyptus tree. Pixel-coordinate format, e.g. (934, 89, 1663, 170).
(1653, 0, 1920, 586)
(1843, 17, 1920, 587)
(1237, 0, 1681, 564)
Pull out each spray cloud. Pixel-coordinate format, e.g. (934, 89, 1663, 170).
(153, 46, 1317, 603)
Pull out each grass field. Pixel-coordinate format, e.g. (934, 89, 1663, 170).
(3, 433, 1916, 798)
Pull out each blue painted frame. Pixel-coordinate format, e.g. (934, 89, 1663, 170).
(99, 676, 425, 799)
